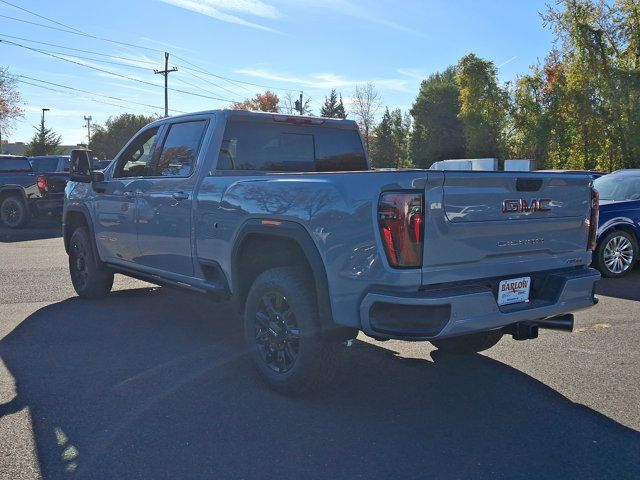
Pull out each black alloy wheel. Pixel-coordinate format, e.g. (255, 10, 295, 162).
(0, 196, 28, 228)
(253, 292, 301, 373)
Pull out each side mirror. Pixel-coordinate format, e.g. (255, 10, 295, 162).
(69, 149, 92, 183)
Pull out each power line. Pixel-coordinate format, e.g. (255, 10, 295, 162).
(0, 13, 164, 54)
(173, 55, 300, 93)
(1, 2, 303, 96)
(1, 39, 236, 103)
(0, 13, 298, 94)
(0, 34, 247, 100)
(180, 69, 249, 99)
(0, 33, 159, 66)
(0, 0, 85, 33)
(172, 74, 243, 101)
(16, 75, 187, 113)
(16, 78, 160, 115)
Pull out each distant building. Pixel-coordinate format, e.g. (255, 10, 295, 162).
(0, 142, 86, 156)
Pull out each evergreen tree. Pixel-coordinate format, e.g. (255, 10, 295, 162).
(371, 108, 395, 168)
(371, 108, 412, 168)
(24, 118, 62, 156)
(320, 89, 347, 119)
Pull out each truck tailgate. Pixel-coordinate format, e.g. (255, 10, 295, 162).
(422, 172, 593, 286)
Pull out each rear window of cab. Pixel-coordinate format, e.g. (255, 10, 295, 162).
(217, 120, 367, 172)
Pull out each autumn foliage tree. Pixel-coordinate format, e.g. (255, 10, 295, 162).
(0, 67, 24, 146)
(231, 91, 280, 112)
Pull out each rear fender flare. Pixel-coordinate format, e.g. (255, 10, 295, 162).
(231, 219, 334, 328)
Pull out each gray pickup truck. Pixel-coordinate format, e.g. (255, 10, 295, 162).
(63, 110, 600, 394)
(1, 155, 68, 227)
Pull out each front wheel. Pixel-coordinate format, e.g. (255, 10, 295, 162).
(69, 226, 114, 299)
(431, 331, 503, 355)
(244, 266, 340, 395)
(0, 196, 29, 228)
(595, 230, 638, 278)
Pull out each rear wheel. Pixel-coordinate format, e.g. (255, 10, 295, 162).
(69, 226, 114, 299)
(244, 266, 340, 395)
(595, 230, 638, 278)
(0, 196, 29, 228)
(431, 331, 503, 355)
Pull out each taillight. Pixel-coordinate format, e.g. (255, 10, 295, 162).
(378, 192, 424, 268)
(36, 175, 48, 193)
(587, 188, 599, 251)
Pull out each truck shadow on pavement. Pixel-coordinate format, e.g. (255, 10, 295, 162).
(1, 287, 638, 480)
(596, 269, 640, 301)
(0, 218, 62, 243)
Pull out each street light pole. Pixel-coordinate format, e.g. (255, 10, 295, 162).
(84, 115, 92, 146)
(41, 107, 50, 126)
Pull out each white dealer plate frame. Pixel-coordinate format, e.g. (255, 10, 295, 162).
(497, 276, 531, 306)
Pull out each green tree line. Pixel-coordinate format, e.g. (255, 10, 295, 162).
(8, 1, 637, 170)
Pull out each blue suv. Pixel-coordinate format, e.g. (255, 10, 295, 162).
(593, 170, 640, 277)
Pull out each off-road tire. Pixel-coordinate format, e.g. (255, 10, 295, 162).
(431, 330, 503, 355)
(0, 195, 29, 228)
(68, 226, 114, 299)
(594, 230, 638, 278)
(244, 266, 340, 395)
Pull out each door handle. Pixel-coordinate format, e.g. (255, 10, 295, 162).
(123, 190, 142, 199)
(172, 191, 189, 201)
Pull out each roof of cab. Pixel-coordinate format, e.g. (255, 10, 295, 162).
(607, 169, 640, 176)
(147, 109, 358, 129)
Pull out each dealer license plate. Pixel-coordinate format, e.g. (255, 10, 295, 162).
(497, 276, 531, 306)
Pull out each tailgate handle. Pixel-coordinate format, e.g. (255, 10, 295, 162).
(516, 178, 543, 192)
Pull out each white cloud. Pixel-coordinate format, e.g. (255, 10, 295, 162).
(235, 68, 409, 92)
(273, 0, 420, 35)
(497, 55, 518, 69)
(397, 68, 428, 81)
(159, 0, 280, 32)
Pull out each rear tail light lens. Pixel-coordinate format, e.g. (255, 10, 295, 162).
(587, 188, 599, 251)
(36, 175, 48, 193)
(378, 192, 424, 268)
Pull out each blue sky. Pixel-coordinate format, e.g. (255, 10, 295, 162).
(1, 0, 555, 145)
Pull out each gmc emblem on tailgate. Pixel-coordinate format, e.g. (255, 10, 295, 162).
(502, 198, 552, 213)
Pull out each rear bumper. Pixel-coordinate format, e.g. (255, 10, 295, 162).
(359, 268, 601, 340)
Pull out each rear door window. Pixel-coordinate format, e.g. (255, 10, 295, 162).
(154, 120, 207, 177)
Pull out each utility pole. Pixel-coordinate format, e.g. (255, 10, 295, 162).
(154, 52, 177, 117)
(294, 91, 304, 115)
(84, 115, 92, 146)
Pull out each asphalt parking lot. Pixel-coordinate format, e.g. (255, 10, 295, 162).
(1, 220, 639, 480)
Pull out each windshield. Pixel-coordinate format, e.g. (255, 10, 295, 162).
(594, 174, 640, 201)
